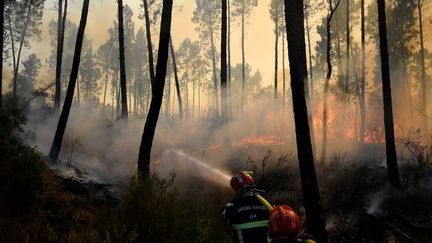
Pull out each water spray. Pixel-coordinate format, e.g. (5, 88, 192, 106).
(156, 149, 233, 187)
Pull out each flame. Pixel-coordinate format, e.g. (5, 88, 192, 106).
(235, 135, 284, 148)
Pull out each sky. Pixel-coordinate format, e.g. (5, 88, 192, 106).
(22, 0, 277, 88)
(7, 0, 432, 91)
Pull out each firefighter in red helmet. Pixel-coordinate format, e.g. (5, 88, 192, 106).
(223, 171, 272, 243)
(269, 205, 316, 243)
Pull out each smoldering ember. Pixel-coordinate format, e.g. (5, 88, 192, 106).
(1, 0, 431, 242)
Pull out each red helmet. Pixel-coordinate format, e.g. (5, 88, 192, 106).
(230, 171, 255, 190)
(269, 205, 304, 240)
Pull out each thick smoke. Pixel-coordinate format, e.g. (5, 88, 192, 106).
(23, 91, 392, 187)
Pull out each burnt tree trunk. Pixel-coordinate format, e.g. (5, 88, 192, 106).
(360, 0, 366, 145)
(274, 3, 278, 100)
(320, 0, 340, 166)
(241, 0, 245, 112)
(54, 0, 67, 110)
(13, 0, 33, 97)
(228, 0, 232, 116)
(221, 0, 228, 119)
(282, 30, 286, 107)
(418, 0, 427, 128)
(118, 0, 128, 119)
(305, 8, 313, 95)
(0, 0, 3, 108)
(169, 37, 183, 119)
(137, 0, 173, 177)
(209, 3, 219, 115)
(377, 0, 401, 188)
(284, 0, 328, 241)
(49, 0, 90, 160)
(143, 0, 155, 92)
(345, 0, 350, 92)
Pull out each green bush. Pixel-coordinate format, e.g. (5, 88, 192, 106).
(0, 98, 46, 216)
(111, 173, 228, 243)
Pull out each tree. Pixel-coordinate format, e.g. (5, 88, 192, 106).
(140, 0, 160, 92)
(79, 45, 100, 104)
(284, 0, 328, 241)
(97, 35, 114, 113)
(5, 0, 45, 98)
(54, 0, 67, 110)
(360, 0, 366, 145)
(49, 0, 90, 161)
(170, 37, 183, 119)
(228, 0, 232, 113)
(320, 0, 340, 166)
(221, 0, 228, 119)
(137, 0, 173, 177)
(14, 53, 41, 100)
(231, 63, 263, 103)
(131, 27, 150, 115)
(417, 0, 426, 128)
(377, 0, 401, 188)
(192, 0, 221, 115)
(232, 0, 258, 111)
(0, 0, 4, 108)
(269, 0, 281, 100)
(118, 0, 128, 119)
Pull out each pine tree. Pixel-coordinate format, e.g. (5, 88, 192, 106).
(49, 0, 90, 161)
(137, 0, 173, 177)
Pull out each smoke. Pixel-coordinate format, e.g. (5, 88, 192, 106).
(22, 93, 395, 186)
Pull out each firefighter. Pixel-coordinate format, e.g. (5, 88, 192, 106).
(268, 205, 316, 243)
(223, 171, 272, 243)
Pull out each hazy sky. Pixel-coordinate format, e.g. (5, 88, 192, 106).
(27, 0, 277, 88)
(12, 0, 432, 91)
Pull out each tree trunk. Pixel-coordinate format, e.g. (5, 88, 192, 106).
(241, 0, 245, 112)
(103, 71, 108, 112)
(418, 0, 427, 128)
(55, 0, 67, 110)
(228, 0, 232, 116)
(77, 76, 80, 104)
(209, 4, 219, 116)
(345, 0, 350, 92)
(320, 0, 340, 166)
(360, 0, 366, 145)
(282, 30, 286, 107)
(377, 0, 401, 188)
(274, 4, 278, 100)
(284, 0, 328, 241)
(165, 60, 170, 117)
(13, 0, 33, 97)
(0, 0, 3, 108)
(7, 15, 16, 99)
(137, 0, 173, 178)
(221, 0, 228, 119)
(143, 0, 155, 92)
(170, 37, 183, 119)
(49, 0, 90, 160)
(306, 9, 313, 95)
(335, 15, 343, 90)
(118, 0, 128, 119)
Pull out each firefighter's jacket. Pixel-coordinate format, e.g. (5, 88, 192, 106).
(223, 193, 271, 243)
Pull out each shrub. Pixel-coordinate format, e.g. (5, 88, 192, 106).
(0, 98, 46, 216)
(111, 173, 228, 243)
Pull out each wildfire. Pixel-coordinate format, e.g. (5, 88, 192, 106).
(235, 135, 285, 148)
